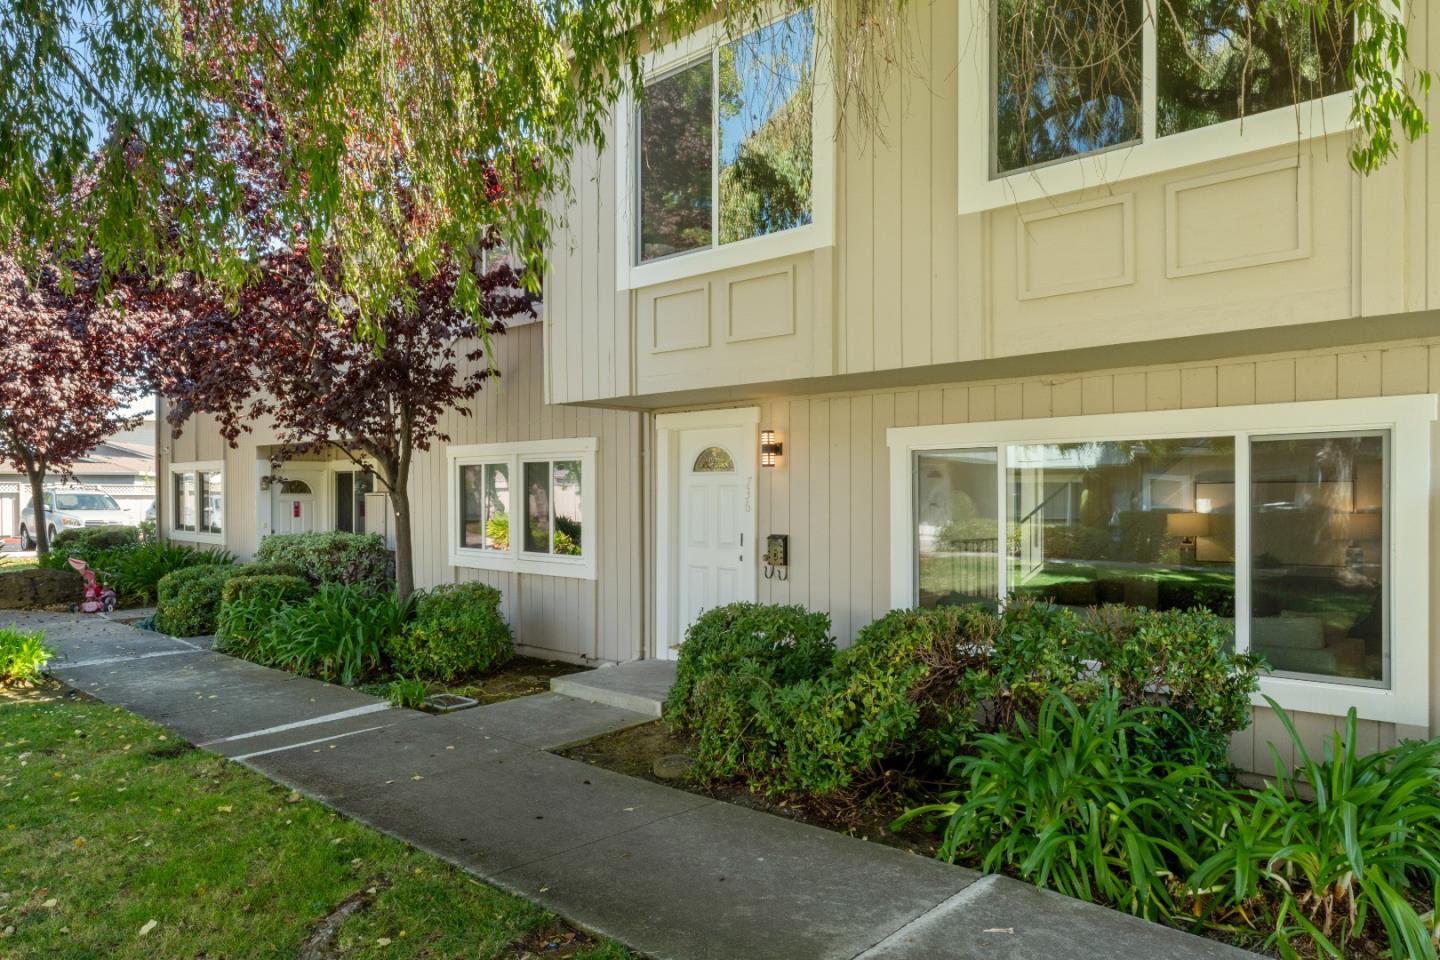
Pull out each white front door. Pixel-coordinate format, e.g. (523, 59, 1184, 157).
(673, 426, 757, 657)
(271, 477, 319, 535)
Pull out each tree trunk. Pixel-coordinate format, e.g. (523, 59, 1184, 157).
(25, 461, 49, 555)
(390, 481, 415, 601)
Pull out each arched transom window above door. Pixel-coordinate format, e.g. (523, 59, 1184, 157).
(692, 446, 736, 472)
(278, 479, 312, 495)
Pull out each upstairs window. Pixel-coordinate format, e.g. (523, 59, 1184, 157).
(966, 0, 1356, 208)
(637, 8, 815, 263)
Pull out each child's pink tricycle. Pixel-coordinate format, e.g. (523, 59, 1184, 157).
(68, 557, 117, 613)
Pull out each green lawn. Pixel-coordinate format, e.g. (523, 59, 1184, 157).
(0, 554, 37, 570)
(0, 694, 630, 959)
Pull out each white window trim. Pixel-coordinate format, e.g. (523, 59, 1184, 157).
(447, 438, 598, 580)
(168, 460, 225, 546)
(614, 4, 836, 291)
(887, 395, 1437, 727)
(957, 0, 1358, 213)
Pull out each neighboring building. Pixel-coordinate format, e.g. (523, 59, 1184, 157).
(161, 1, 1440, 770)
(0, 421, 157, 537)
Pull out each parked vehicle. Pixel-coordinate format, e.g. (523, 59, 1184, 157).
(18, 489, 129, 550)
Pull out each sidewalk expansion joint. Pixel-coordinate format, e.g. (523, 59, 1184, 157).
(230, 725, 395, 762)
(198, 702, 394, 746)
(849, 874, 998, 960)
(60, 648, 206, 669)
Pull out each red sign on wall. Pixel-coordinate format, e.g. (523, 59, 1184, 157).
(292, 501, 301, 518)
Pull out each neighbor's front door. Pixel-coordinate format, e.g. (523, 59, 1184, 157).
(674, 427, 756, 657)
(271, 478, 317, 535)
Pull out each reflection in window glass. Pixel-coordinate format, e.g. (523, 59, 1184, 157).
(1250, 434, 1385, 684)
(460, 464, 509, 551)
(173, 472, 197, 532)
(916, 450, 1000, 608)
(200, 471, 223, 534)
(993, 0, 1143, 174)
(553, 460, 583, 556)
(523, 461, 552, 554)
(1157, 1, 1353, 137)
(639, 59, 713, 262)
(354, 471, 374, 533)
(1006, 438, 1235, 615)
(718, 8, 814, 244)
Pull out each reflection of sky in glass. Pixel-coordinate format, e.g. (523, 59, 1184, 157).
(719, 9, 813, 166)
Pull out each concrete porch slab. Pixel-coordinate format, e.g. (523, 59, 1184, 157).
(440, 692, 654, 749)
(550, 660, 676, 717)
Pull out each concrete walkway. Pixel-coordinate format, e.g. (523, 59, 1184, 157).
(5, 610, 1255, 960)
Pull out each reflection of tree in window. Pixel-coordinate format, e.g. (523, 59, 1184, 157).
(994, 0, 1143, 174)
(1157, 0, 1352, 136)
(639, 60, 713, 261)
(524, 461, 551, 553)
(553, 460, 583, 556)
(718, 9, 814, 244)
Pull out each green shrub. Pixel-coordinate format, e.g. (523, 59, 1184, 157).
(154, 564, 238, 636)
(383, 582, 512, 682)
(215, 574, 314, 657)
(220, 572, 313, 607)
(663, 603, 835, 783)
(665, 599, 1259, 800)
(1191, 703, 1440, 959)
(48, 524, 142, 555)
(254, 532, 393, 594)
(768, 606, 1000, 796)
(0, 627, 53, 684)
(263, 583, 410, 685)
(895, 689, 1221, 924)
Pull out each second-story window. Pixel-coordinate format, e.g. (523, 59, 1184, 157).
(988, 0, 1354, 179)
(638, 8, 815, 263)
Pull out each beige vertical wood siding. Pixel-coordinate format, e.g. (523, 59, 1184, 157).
(161, 323, 648, 664)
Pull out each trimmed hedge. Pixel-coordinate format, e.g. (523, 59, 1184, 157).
(662, 603, 835, 784)
(0, 567, 86, 609)
(220, 573, 314, 607)
(384, 582, 512, 681)
(255, 532, 393, 594)
(49, 525, 142, 553)
(154, 564, 238, 637)
(215, 573, 316, 657)
(665, 600, 1261, 800)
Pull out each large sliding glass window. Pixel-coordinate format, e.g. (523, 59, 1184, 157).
(904, 431, 1389, 687)
(890, 398, 1432, 724)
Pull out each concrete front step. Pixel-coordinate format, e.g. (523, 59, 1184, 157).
(550, 659, 676, 717)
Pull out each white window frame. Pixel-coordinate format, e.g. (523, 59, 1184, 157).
(887, 395, 1436, 726)
(447, 438, 599, 580)
(957, 0, 1359, 213)
(168, 460, 225, 546)
(614, 4, 836, 290)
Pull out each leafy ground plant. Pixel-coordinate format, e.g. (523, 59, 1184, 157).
(0, 699, 631, 958)
(384, 678, 429, 709)
(1189, 701, 1440, 959)
(0, 627, 52, 684)
(264, 584, 411, 685)
(894, 689, 1221, 924)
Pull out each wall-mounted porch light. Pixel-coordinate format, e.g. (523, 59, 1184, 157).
(760, 430, 783, 468)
